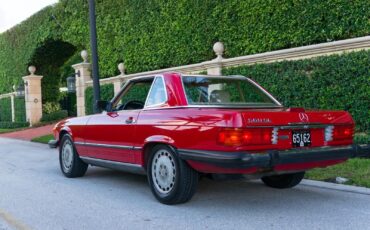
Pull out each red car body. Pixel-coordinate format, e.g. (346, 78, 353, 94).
(50, 72, 369, 204)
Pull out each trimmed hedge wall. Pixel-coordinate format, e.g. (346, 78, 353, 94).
(0, 0, 369, 98)
(85, 84, 114, 115)
(41, 110, 68, 122)
(223, 50, 370, 132)
(14, 98, 26, 122)
(0, 98, 12, 122)
(29, 40, 77, 103)
(354, 133, 370, 144)
(0, 122, 29, 129)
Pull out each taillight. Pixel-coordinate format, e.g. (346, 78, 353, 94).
(332, 125, 354, 141)
(271, 128, 279, 144)
(218, 129, 244, 146)
(324, 126, 334, 141)
(218, 128, 273, 146)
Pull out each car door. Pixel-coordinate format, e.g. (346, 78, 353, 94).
(83, 77, 154, 163)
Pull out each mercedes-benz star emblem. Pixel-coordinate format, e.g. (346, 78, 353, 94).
(299, 113, 309, 122)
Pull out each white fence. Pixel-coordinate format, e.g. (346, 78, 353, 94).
(0, 92, 16, 122)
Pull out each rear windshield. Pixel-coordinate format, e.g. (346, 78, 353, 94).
(182, 76, 280, 107)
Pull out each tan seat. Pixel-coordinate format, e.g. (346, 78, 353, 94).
(210, 90, 230, 103)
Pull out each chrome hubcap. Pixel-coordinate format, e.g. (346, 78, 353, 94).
(62, 140, 74, 172)
(152, 149, 176, 194)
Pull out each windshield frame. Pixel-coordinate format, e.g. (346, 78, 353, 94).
(181, 75, 283, 108)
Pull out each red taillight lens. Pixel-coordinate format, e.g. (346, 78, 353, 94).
(218, 129, 244, 146)
(333, 126, 354, 140)
(218, 128, 272, 146)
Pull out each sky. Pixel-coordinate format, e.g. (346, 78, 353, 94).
(0, 0, 59, 33)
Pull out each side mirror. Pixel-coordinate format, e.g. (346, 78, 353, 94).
(96, 100, 113, 112)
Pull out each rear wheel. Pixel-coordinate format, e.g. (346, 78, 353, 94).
(59, 134, 88, 178)
(261, 172, 305, 189)
(147, 145, 198, 205)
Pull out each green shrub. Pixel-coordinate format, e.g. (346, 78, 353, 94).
(85, 84, 114, 115)
(354, 133, 370, 144)
(222, 50, 370, 133)
(14, 97, 26, 122)
(0, 0, 369, 99)
(0, 121, 29, 129)
(41, 110, 68, 122)
(43, 102, 61, 114)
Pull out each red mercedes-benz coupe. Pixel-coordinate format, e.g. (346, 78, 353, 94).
(49, 72, 369, 204)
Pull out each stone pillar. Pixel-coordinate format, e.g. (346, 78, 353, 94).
(23, 66, 43, 126)
(113, 62, 125, 95)
(207, 42, 224, 76)
(72, 50, 91, 117)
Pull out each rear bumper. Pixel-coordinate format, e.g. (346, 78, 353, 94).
(178, 144, 370, 169)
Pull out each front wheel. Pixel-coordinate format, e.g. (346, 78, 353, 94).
(261, 172, 305, 189)
(59, 134, 88, 178)
(147, 145, 198, 205)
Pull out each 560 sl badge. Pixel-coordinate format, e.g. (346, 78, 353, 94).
(247, 118, 272, 123)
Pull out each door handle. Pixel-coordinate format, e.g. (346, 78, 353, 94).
(125, 117, 134, 124)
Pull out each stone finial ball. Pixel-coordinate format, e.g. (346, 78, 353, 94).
(118, 62, 125, 74)
(81, 50, 88, 62)
(213, 42, 224, 56)
(28, 66, 36, 75)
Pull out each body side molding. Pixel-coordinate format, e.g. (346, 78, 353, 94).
(80, 156, 146, 175)
(75, 142, 142, 150)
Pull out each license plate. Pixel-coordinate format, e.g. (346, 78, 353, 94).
(292, 130, 311, 147)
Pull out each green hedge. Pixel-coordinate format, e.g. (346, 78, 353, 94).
(41, 110, 68, 122)
(223, 50, 370, 133)
(0, 121, 29, 129)
(0, 0, 369, 101)
(0, 97, 26, 123)
(14, 97, 26, 122)
(85, 84, 114, 115)
(0, 98, 12, 122)
(354, 133, 370, 144)
(30, 40, 77, 103)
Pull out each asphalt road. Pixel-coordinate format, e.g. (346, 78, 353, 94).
(0, 138, 369, 230)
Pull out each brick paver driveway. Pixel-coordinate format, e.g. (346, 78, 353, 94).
(0, 124, 54, 141)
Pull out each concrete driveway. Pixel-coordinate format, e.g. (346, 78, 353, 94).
(0, 138, 369, 230)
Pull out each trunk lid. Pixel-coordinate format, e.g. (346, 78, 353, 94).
(240, 108, 354, 127)
(236, 108, 354, 150)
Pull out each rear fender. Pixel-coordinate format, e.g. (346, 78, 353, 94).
(140, 135, 176, 167)
(144, 135, 175, 145)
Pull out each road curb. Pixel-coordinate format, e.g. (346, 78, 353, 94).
(301, 179, 370, 195)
